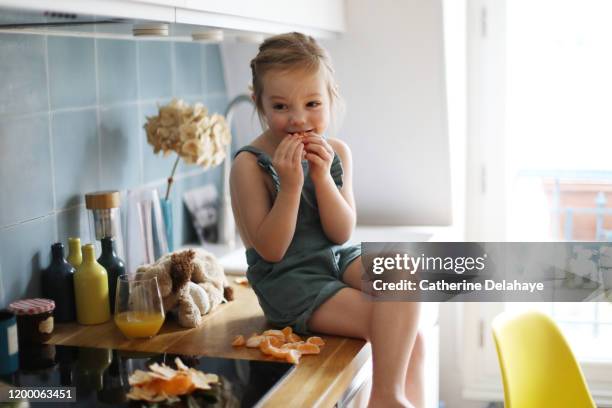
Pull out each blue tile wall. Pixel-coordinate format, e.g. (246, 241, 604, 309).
(174, 42, 204, 96)
(97, 39, 138, 104)
(0, 216, 56, 306)
(56, 206, 89, 246)
(52, 109, 99, 209)
(0, 34, 48, 116)
(48, 37, 96, 109)
(204, 45, 226, 94)
(0, 114, 54, 226)
(99, 105, 142, 190)
(138, 41, 173, 100)
(0, 33, 229, 307)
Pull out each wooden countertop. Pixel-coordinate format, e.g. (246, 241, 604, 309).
(47, 283, 370, 407)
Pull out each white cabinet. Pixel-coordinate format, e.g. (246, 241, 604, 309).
(0, 0, 345, 38)
(127, 0, 184, 7)
(178, 0, 345, 37)
(0, 0, 175, 22)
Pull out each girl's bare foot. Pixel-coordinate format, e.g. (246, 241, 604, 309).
(368, 392, 415, 408)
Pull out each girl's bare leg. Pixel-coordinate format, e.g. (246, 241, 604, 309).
(405, 331, 425, 408)
(342, 257, 425, 407)
(308, 257, 422, 407)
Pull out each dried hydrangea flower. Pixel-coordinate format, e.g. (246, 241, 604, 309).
(143, 98, 232, 198)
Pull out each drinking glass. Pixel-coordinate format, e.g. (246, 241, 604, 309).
(114, 274, 165, 339)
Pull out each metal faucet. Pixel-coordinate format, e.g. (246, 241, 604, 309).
(218, 94, 255, 247)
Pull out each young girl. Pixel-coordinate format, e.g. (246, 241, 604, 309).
(230, 32, 424, 408)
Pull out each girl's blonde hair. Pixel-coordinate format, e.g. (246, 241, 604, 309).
(250, 32, 345, 136)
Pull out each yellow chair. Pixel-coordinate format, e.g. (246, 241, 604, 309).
(491, 310, 596, 408)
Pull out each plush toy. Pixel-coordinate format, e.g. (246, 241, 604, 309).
(136, 248, 233, 328)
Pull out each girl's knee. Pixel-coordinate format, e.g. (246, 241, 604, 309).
(307, 287, 373, 341)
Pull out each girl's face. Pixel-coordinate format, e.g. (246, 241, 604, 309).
(259, 67, 331, 139)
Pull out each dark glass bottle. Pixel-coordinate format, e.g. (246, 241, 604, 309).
(97, 237, 125, 314)
(41, 243, 76, 322)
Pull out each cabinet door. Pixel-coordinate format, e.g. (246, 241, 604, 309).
(179, 0, 345, 36)
(0, 0, 176, 21)
(127, 0, 185, 6)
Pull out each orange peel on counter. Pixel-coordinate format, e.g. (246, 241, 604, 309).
(231, 326, 326, 364)
(127, 357, 219, 402)
(231, 335, 246, 347)
(234, 277, 250, 286)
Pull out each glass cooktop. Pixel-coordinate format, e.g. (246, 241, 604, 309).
(0, 344, 295, 407)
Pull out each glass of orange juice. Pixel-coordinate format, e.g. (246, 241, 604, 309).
(114, 274, 165, 339)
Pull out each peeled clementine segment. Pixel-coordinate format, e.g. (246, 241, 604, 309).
(232, 335, 246, 347)
(260, 338, 290, 359)
(280, 342, 302, 350)
(281, 326, 293, 340)
(262, 329, 285, 340)
(271, 348, 290, 359)
(307, 336, 325, 346)
(265, 335, 285, 348)
(286, 349, 301, 364)
(298, 342, 320, 355)
(259, 338, 274, 356)
(231, 329, 323, 364)
(246, 335, 264, 348)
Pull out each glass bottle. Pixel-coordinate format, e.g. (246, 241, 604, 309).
(85, 191, 124, 260)
(41, 243, 76, 322)
(73, 244, 110, 325)
(97, 237, 125, 314)
(67, 237, 82, 269)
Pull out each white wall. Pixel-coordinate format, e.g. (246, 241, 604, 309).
(219, 41, 262, 148)
(321, 0, 452, 225)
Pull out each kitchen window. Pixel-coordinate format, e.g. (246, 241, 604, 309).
(467, 0, 612, 242)
(464, 0, 612, 405)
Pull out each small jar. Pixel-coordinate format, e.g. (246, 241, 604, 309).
(8, 298, 55, 345)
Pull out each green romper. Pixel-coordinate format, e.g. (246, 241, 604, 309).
(234, 145, 361, 334)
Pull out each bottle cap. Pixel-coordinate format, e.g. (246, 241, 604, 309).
(85, 191, 120, 210)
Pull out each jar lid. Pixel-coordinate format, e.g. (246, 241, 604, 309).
(8, 298, 55, 315)
(85, 191, 120, 209)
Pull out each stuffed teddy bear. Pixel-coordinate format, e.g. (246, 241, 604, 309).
(136, 248, 233, 328)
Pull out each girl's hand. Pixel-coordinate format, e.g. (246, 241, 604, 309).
(302, 133, 334, 184)
(272, 134, 304, 194)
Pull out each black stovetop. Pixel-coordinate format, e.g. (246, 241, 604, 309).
(0, 344, 295, 407)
